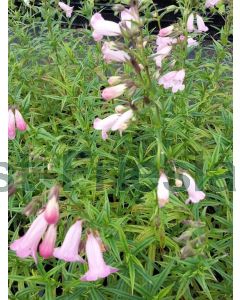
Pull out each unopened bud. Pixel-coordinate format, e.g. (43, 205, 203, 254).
(112, 4, 125, 12)
(138, 64, 144, 70)
(44, 186, 60, 224)
(8, 184, 17, 197)
(175, 179, 183, 187)
(108, 76, 122, 86)
(115, 105, 126, 113)
(180, 244, 195, 259)
(175, 230, 192, 243)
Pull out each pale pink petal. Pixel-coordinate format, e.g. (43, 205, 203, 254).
(187, 13, 195, 32)
(10, 213, 48, 262)
(196, 15, 208, 32)
(111, 109, 133, 131)
(102, 42, 130, 63)
(205, 0, 220, 8)
(15, 109, 27, 131)
(90, 13, 121, 40)
(154, 45, 172, 67)
(58, 2, 73, 18)
(92, 31, 103, 42)
(44, 187, 60, 225)
(93, 114, 120, 140)
(158, 70, 185, 93)
(157, 172, 169, 208)
(80, 233, 118, 281)
(182, 172, 206, 204)
(187, 37, 199, 47)
(159, 25, 174, 37)
(53, 220, 85, 263)
(102, 84, 127, 101)
(39, 225, 57, 259)
(120, 7, 140, 29)
(8, 109, 16, 140)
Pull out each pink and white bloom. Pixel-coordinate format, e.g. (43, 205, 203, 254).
(39, 225, 57, 259)
(102, 42, 130, 63)
(158, 69, 185, 93)
(205, 0, 220, 8)
(10, 213, 48, 263)
(58, 2, 73, 18)
(156, 36, 177, 50)
(154, 45, 172, 67)
(102, 84, 127, 101)
(8, 109, 16, 140)
(187, 13, 195, 32)
(44, 186, 60, 225)
(94, 113, 121, 140)
(187, 37, 199, 47)
(53, 220, 85, 262)
(120, 7, 140, 29)
(157, 172, 169, 208)
(159, 25, 174, 37)
(80, 232, 118, 281)
(182, 172, 206, 204)
(111, 109, 134, 134)
(15, 109, 27, 131)
(196, 15, 208, 32)
(90, 13, 121, 41)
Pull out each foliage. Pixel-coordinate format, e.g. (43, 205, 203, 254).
(9, 0, 232, 299)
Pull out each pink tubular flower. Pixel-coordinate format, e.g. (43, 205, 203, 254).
(44, 186, 60, 225)
(187, 13, 195, 32)
(120, 7, 140, 29)
(58, 2, 73, 18)
(90, 13, 121, 41)
(154, 45, 172, 67)
(156, 36, 177, 50)
(158, 69, 185, 93)
(10, 213, 48, 263)
(102, 84, 127, 101)
(182, 172, 206, 204)
(15, 109, 27, 131)
(102, 42, 130, 63)
(111, 109, 133, 134)
(196, 15, 208, 32)
(39, 225, 57, 259)
(187, 37, 199, 47)
(205, 0, 220, 8)
(80, 232, 118, 281)
(94, 113, 120, 140)
(157, 172, 169, 208)
(53, 220, 85, 262)
(8, 109, 16, 140)
(159, 25, 174, 37)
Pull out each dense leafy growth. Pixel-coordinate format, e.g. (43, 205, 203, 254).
(9, 0, 232, 299)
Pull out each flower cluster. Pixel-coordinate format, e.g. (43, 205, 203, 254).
(89, 2, 211, 140)
(10, 186, 118, 281)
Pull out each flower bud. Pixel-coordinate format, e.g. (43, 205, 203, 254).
(115, 105, 126, 113)
(175, 179, 183, 187)
(108, 76, 122, 85)
(44, 186, 60, 224)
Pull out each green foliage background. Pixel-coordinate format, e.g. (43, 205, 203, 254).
(8, 0, 232, 299)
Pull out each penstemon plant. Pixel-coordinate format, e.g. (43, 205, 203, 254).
(8, 0, 232, 298)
